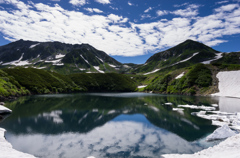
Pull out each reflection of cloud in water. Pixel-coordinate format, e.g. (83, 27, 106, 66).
(6, 121, 203, 158)
(40, 110, 63, 124)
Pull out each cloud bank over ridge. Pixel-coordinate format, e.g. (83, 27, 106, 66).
(0, 0, 240, 56)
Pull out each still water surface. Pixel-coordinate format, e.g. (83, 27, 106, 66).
(1, 93, 240, 158)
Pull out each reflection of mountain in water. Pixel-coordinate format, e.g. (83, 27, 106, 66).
(5, 115, 206, 158)
(1, 93, 217, 141)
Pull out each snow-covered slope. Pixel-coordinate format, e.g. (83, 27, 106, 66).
(0, 105, 12, 113)
(162, 133, 240, 158)
(0, 128, 36, 158)
(202, 53, 222, 64)
(212, 70, 240, 98)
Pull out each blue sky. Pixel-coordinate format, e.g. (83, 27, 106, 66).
(0, 0, 240, 64)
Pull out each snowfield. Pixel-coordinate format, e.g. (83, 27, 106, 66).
(212, 70, 240, 98)
(0, 105, 12, 113)
(201, 53, 223, 64)
(163, 133, 240, 158)
(93, 66, 104, 73)
(0, 128, 36, 158)
(143, 69, 160, 75)
(29, 43, 40, 49)
(175, 72, 185, 79)
(1, 106, 35, 157)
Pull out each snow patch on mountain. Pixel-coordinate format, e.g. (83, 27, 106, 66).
(45, 59, 62, 63)
(96, 56, 103, 63)
(29, 43, 40, 49)
(202, 53, 223, 64)
(80, 55, 90, 65)
(171, 52, 199, 66)
(175, 72, 185, 79)
(144, 69, 160, 75)
(144, 52, 198, 76)
(108, 64, 116, 68)
(55, 54, 65, 59)
(2, 53, 31, 66)
(138, 85, 147, 89)
(94, 66, 104, 73)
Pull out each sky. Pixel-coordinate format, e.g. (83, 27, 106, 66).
(0, 0, 240, 64)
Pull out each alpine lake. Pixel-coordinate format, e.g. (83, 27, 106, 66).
(1, 92, 240, 158)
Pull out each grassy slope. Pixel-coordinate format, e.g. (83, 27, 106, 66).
(69, 73, 137, 92)
(0, 68, 137, 101)
(144, 64, 214, 95)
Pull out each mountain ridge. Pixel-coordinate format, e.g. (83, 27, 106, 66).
(0, 39, 126, 74)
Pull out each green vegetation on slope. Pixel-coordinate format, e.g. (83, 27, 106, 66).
(145, 64, 212, 95)
(69, 73, 137, 92)
(0, 69, 30, 99)
(0, 68, 137, 100)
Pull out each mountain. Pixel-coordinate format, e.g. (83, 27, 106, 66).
(133, 39, 221, 74)
(0, 40, 131, 74)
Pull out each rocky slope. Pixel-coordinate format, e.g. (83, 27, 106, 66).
(0, 40, 131, 74)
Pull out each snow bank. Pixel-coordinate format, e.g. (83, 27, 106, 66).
(175, 72, 184, 79)
(0, 105, 12, 114)
(29, 43, 40, 49)
(202, 53, 222, 64)
(55, 54, 65, 59)
(206, 124, 236, 141)
(93, 66, 104, 73)
(163, 133, 240, 158)
(2, 53, 31, 66)
(138, 85, 147, 89)
(144, 52, 198, 76)
(96, 56, 103, 63)
(171, 52, 199, 66)
(45, 59, 61, 63)
(212, 71, 240, 98)
(108, 64, 116, 68)
(144, 69, 160, 75)
(0, 128, 36, 158)
(178, 105, 216, 111)
(172, 108, 184, 111)
(80, 55, 90, 65)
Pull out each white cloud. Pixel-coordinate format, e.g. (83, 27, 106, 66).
(215, 3, 239, 12)
(95, 0, 110, 4)
(0, 1, 240, 57)
(69, 0, 87, 6)
(172, 4, 200, 17)
(174, 2, 189, 8)
(144, 7, 152, 13)
(128, 1, 133, 6)
(216, 1, 229, 5)
(84, 8, 103, 13)
(156, 10, 168, 16)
